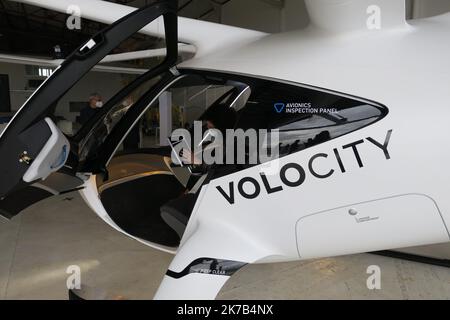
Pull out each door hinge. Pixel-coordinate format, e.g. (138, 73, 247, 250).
(169, 67, 180, 76)
(19, 151, 33, 165)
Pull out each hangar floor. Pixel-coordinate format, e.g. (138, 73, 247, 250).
(0, 192, 449, 300)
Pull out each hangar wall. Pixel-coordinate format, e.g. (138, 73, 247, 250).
(0, 61, 124, 122)
(281, 0, 310, 31)
(220, 0, 450, 32)
(412, 0, 450, 18)
(221, 0, 283, 33)
(0, 62, 29, 112)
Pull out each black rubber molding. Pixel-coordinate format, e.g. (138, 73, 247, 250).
(371, 250, 450, 268)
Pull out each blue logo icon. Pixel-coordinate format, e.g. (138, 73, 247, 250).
(274, 103, 285, 113)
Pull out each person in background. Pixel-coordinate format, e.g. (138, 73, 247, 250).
(79, 93, 103, 125)
(53, 45, 63, 59)
(201, 103, 237, 134)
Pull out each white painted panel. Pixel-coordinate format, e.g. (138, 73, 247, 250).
(296, 194, 450, 259)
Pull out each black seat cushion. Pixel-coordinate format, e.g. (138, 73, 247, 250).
(100, 174, 185, 247)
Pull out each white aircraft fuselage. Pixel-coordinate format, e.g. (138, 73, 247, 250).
(0, 0, 449, 300)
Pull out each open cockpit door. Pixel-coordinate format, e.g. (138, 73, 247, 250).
(0, 1, 178, 219)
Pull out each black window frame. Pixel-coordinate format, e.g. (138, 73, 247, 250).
(88, 68, 388, 179)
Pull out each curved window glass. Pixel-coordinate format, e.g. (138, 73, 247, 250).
(229, 76, 388, 160)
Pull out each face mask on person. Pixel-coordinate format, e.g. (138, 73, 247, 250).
(96, 101, 104, 108)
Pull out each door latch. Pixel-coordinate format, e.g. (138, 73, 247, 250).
(19, 151, 33, 165)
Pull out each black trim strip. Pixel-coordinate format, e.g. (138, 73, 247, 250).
(60, 187, 85, 195)
(371, 250, 450, 268)
(166, 258, 247, 279)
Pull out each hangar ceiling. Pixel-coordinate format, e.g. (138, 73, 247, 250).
(0, 0, 440, 58)
(0, 0, 231, 57)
